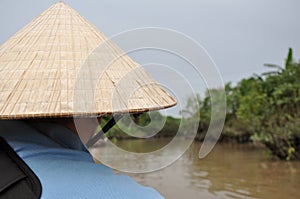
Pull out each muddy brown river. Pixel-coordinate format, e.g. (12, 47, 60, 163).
(94, 139, 300, 199)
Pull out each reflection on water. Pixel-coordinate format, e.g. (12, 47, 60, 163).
(95, 139, 300, 199)
(91, 137, 194, 172)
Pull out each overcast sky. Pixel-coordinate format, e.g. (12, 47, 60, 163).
(0, 0, 299, 98)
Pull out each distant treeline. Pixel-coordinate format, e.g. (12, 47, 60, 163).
(102, 48, 300, 160)
(101, 112, 181, 140)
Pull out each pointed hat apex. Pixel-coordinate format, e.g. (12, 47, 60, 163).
(0, 2, 176, 119)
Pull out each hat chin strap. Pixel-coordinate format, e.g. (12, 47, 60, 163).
(85, 115, 123, 148)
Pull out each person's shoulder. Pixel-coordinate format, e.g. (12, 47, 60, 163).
(0, 120, 164, 199)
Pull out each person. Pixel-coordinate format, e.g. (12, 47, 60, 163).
(0, 2, 176, 198)
(0, 119, 164, 199)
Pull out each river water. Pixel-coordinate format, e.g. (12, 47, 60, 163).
(93, 139, 300, 199)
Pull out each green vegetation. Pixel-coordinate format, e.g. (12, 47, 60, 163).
(187, 48, 300, 160)
(101, 48, 299, 160)
(101, 113, 180, 140)
(234, 48, 300, 160)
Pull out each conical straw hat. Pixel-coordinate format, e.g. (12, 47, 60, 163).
(0, 2, 176, 119)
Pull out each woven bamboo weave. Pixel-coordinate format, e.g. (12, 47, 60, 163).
(0, 2, 176, 119)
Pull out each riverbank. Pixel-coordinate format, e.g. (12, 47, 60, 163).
(179, 49, 300, 160)
(100, 49, 300, 161)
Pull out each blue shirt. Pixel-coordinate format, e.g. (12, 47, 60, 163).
(0, 120, 164, 199)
